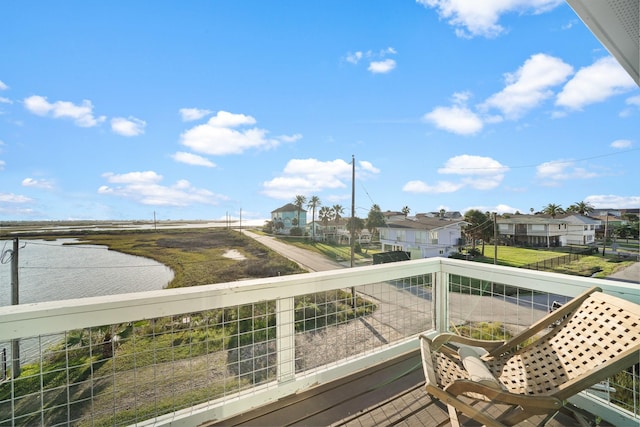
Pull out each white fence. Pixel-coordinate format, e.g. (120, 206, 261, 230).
(0, 258, 638, 426)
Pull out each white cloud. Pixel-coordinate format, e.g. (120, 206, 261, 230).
(610, 139, 633, 149)
(368, 59, 396, 74)
(262, 158, 379, 199)
(0, 192, 32, 203)
(22, 177, 54, 190)
(627, 95, 640, 106)
(179, 107, 212, 122)
(404, 155, 507, 194)
(536, 159, 599, 184)
(481, 53, 573, 119)
(345, 47, 398, 73)
(417, 0, 564, 38)
(440, 154, 507, 190)
(103, 171, 163, 184)
(23, 95, 106, 127)
(99, 170, 226, 206)
(358, 160, 380, 175)
(584, 195, 640, 209)
(464, 204, 521, 215)
(423, 105, 483, 135)
(345, 51, 363, 64)
(111, 116, 146, 136)
(0, 80, 7, 90)
(180, 110, 294, 155)
(0, 97, 11, 104)
(556, 57, 637, 110)
(402, 180, 464, 193)
(278, 133, 303, 143)
(171, 151, 216, 167)
(0, 160, 4, 170)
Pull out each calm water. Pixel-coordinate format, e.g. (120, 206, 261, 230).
(0, 239, 174, 306)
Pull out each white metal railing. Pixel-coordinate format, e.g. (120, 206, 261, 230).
(0, 258, 638, 426)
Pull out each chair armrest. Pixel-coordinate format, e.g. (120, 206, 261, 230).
(445, 380, 562, 411)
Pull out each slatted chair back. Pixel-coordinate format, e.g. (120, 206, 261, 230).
(490, 291, 640, 400)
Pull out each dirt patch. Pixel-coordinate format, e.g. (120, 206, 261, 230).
(223, 249, 246, 260)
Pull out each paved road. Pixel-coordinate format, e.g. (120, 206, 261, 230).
(241, 230, 344, 272)
(606, 261, 640, 283)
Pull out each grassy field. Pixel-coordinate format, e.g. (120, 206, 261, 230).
(64, 228, 304, 287)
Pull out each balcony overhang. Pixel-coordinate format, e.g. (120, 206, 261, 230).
(567, 0, 639, 86)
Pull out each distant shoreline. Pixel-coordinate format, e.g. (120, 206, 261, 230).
(0, 219, 267, 236)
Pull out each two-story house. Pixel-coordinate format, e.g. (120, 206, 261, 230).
(497, 214, 600, 247)
(308, 218, 371, 244)
(379, 216, 466, 259)
(271, 203, 307, 234)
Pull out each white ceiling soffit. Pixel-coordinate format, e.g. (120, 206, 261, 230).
(567, 0, 639, 86)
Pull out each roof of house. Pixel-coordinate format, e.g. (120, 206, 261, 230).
(497, 214, 603, 226)
(386, 217, 466, 231)
(271, 203, 305, 214)
(567, 0, 639, 85)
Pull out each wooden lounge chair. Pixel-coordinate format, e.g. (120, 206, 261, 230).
(419, 286, 640, 426)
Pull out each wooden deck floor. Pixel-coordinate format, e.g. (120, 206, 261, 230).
(203, 350, 607, 427)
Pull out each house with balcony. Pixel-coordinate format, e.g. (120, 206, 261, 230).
(379, 216, 466, 258)
(308, 217, 372, 244)
(497, 214, 601, 247)
(270, 203, 307, 234)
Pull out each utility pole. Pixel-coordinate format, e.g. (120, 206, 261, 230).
(11, 238, 20, 378)
(602, 213, 610, 256)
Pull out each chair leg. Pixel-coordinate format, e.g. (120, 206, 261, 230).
(447, 404, 462, 427)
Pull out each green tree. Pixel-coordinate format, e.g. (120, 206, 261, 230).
(541, 203, 564, 218)
(566, 201, 594, 215)
(463, 210, 492, 255)
(293, 195, 307, 229)
(365, 204, 386, 240)
(346, 216, 365, 236)
(402, 206, 410, 217)
(307, 195, 321, 240)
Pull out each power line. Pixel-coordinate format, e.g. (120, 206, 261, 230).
(442, 148, 640, 171)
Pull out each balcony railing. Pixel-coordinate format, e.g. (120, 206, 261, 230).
(0, 258, 638, 426)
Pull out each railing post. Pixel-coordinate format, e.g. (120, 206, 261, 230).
(276, 297, 296, 383)
(434, 269, 449, 333)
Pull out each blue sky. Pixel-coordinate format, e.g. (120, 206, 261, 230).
(1, 0, 638, 222)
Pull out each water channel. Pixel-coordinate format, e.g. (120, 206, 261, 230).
(0, 238, 174, 306)
(0, 239, 174, 365)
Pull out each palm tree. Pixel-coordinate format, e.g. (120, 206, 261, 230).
(307, 195, 321, 240)
(332, 204, 345, 224)
(402, 206, 410, 217)
(541, 203, 564, 218)
(566, 201, 594, 216)
(318, 206, 334, 226)
(293, 195, 307, 229)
